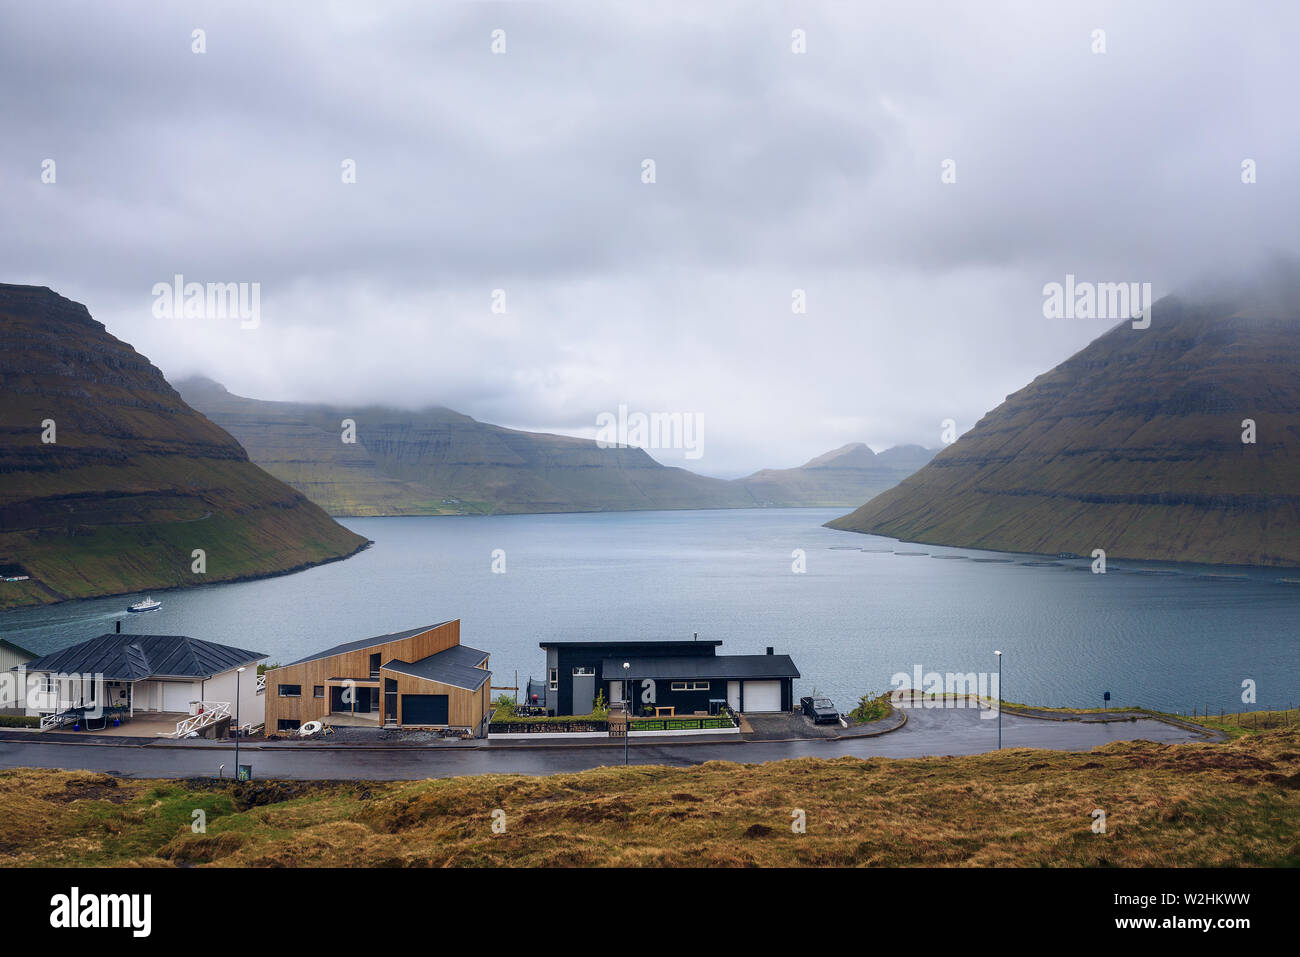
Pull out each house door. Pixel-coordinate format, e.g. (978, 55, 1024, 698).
(384, 679, 397, 722)
(727, 681, 741, 711)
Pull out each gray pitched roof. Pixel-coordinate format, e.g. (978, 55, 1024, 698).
(601, 654, 800, 681)
(382, 644, 491, 692)
(539, 639, 722, 650)
(18, 633, 266, 681)
(0, 637, 36, 659)
(284, 622, 453, 667)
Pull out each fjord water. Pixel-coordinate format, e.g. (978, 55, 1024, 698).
(3, 509, 1296, 715)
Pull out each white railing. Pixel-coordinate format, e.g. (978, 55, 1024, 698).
(256, 674, 265, 694)
(165, 701, 232, 738)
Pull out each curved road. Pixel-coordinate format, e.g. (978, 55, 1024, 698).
(0, 707, 1210, 781)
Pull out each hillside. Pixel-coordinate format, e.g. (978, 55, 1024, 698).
(178, 378, 934, 516)
(828, 286, 1300, 566)
(1, 727, 1296, 866)
(0, 285, 368, 611)
(735, 442, 937, 507)
(175, 378, 755, 515)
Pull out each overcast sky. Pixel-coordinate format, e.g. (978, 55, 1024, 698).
(3, 1, 1297, 476)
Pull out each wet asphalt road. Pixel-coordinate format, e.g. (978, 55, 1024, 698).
(0, 706, 1208, 781)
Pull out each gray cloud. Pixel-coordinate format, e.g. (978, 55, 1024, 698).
(2, 0, 1296, 476)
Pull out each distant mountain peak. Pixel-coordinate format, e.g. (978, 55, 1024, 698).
(800, 442, 877, 469)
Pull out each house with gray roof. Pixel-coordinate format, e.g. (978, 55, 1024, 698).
(534, 638, 799, 717)
(262, 619, 493, 735)
(15, 626, 266, 728)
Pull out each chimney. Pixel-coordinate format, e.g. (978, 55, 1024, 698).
(766, 646, 774, 655)
(693, 632, 698, 641)
(116, 620, 121, 634)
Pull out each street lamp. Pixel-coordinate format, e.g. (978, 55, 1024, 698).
(993, 651, 1003, 750)
(623, 661, 631, 766)
(235, 667, 246, 778)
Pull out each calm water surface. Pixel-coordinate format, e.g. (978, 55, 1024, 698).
(3, 509, 1297, 714)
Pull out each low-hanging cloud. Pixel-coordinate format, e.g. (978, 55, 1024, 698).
(2, 0, 1296, 476)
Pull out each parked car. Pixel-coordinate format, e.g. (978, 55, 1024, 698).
(800, 696, 839, 724)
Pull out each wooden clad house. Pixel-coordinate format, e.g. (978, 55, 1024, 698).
(263, 620, 492, 735)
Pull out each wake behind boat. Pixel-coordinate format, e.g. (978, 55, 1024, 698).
(127, 596, 161, 613)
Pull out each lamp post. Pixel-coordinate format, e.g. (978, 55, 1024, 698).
(623, 661, 631, 766)
(993, 651, 1003, 750)
(235, 667, 246, 778)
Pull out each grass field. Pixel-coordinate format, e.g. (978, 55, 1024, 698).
(2, 726, 1297, 867)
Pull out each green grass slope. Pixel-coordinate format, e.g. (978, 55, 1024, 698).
(828, 285, 1300, 566)
(0, 284, 368, 610)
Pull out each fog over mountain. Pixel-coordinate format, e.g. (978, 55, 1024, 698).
(2, 1, 1297, 476)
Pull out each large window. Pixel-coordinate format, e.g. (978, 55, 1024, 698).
(277, 719, 301, 731)
(278, 684, 302, 697)
(573, 666, 595, 676)
(313, 686, 325, 698)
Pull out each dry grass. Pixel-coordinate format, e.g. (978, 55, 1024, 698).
(2, 730, 1299, 867)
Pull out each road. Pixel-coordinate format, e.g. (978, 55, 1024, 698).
(0, 706, 1210, 781)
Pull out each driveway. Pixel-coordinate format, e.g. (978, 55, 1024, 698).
(0, 704, 1212, 781)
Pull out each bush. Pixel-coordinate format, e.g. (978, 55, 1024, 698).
(0, 714, 40, 728)
(849, 692, 892, 723)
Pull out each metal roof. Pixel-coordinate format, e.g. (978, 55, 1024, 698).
(283, 622, 453, 667)
(382, 644, 491, 692)
(18, 633, 266, 681)
(538, 639, 722, 649)
(0, 637, 36, 659)
(601, 654, 800, 681)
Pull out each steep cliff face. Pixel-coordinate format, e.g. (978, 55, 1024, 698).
(735, 442, 937, 507)
(827, 290, 1300, 567)
(0, 285, 368, 610)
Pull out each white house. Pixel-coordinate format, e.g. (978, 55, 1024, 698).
(0, 638, 36, 715)
(15, 630, 265, 730)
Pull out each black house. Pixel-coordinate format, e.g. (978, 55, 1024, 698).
(532, 639, 799, 717)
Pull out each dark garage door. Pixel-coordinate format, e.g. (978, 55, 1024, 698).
(401, 694, 449, 726)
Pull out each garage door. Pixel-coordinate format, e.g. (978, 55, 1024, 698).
(401, 694, 449, 726)
(741, 681, 782, 713)
(162, 682, 194, 712)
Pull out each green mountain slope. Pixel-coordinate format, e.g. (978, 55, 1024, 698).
(177, 379, 934, 516)
(0, 285, 368, 611)
(176, 377, 755, 515)
(827, 287, 1300, 567)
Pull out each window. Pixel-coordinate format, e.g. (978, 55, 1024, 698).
(548, 668, 557, 691)
(369, 653, 382, 678)
(692, 681, 710, 691)
(671, 680, 710, 691)
(277, 719, 301, 732)
(573, 666, 595, 676)
(313, 686, 325, 698)
(278, 684, 302, 697)
(671, 681, 688, 691)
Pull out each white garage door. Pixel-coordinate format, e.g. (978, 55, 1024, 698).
(741, 680, 782, 713)
(162, 682, 195, 712)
